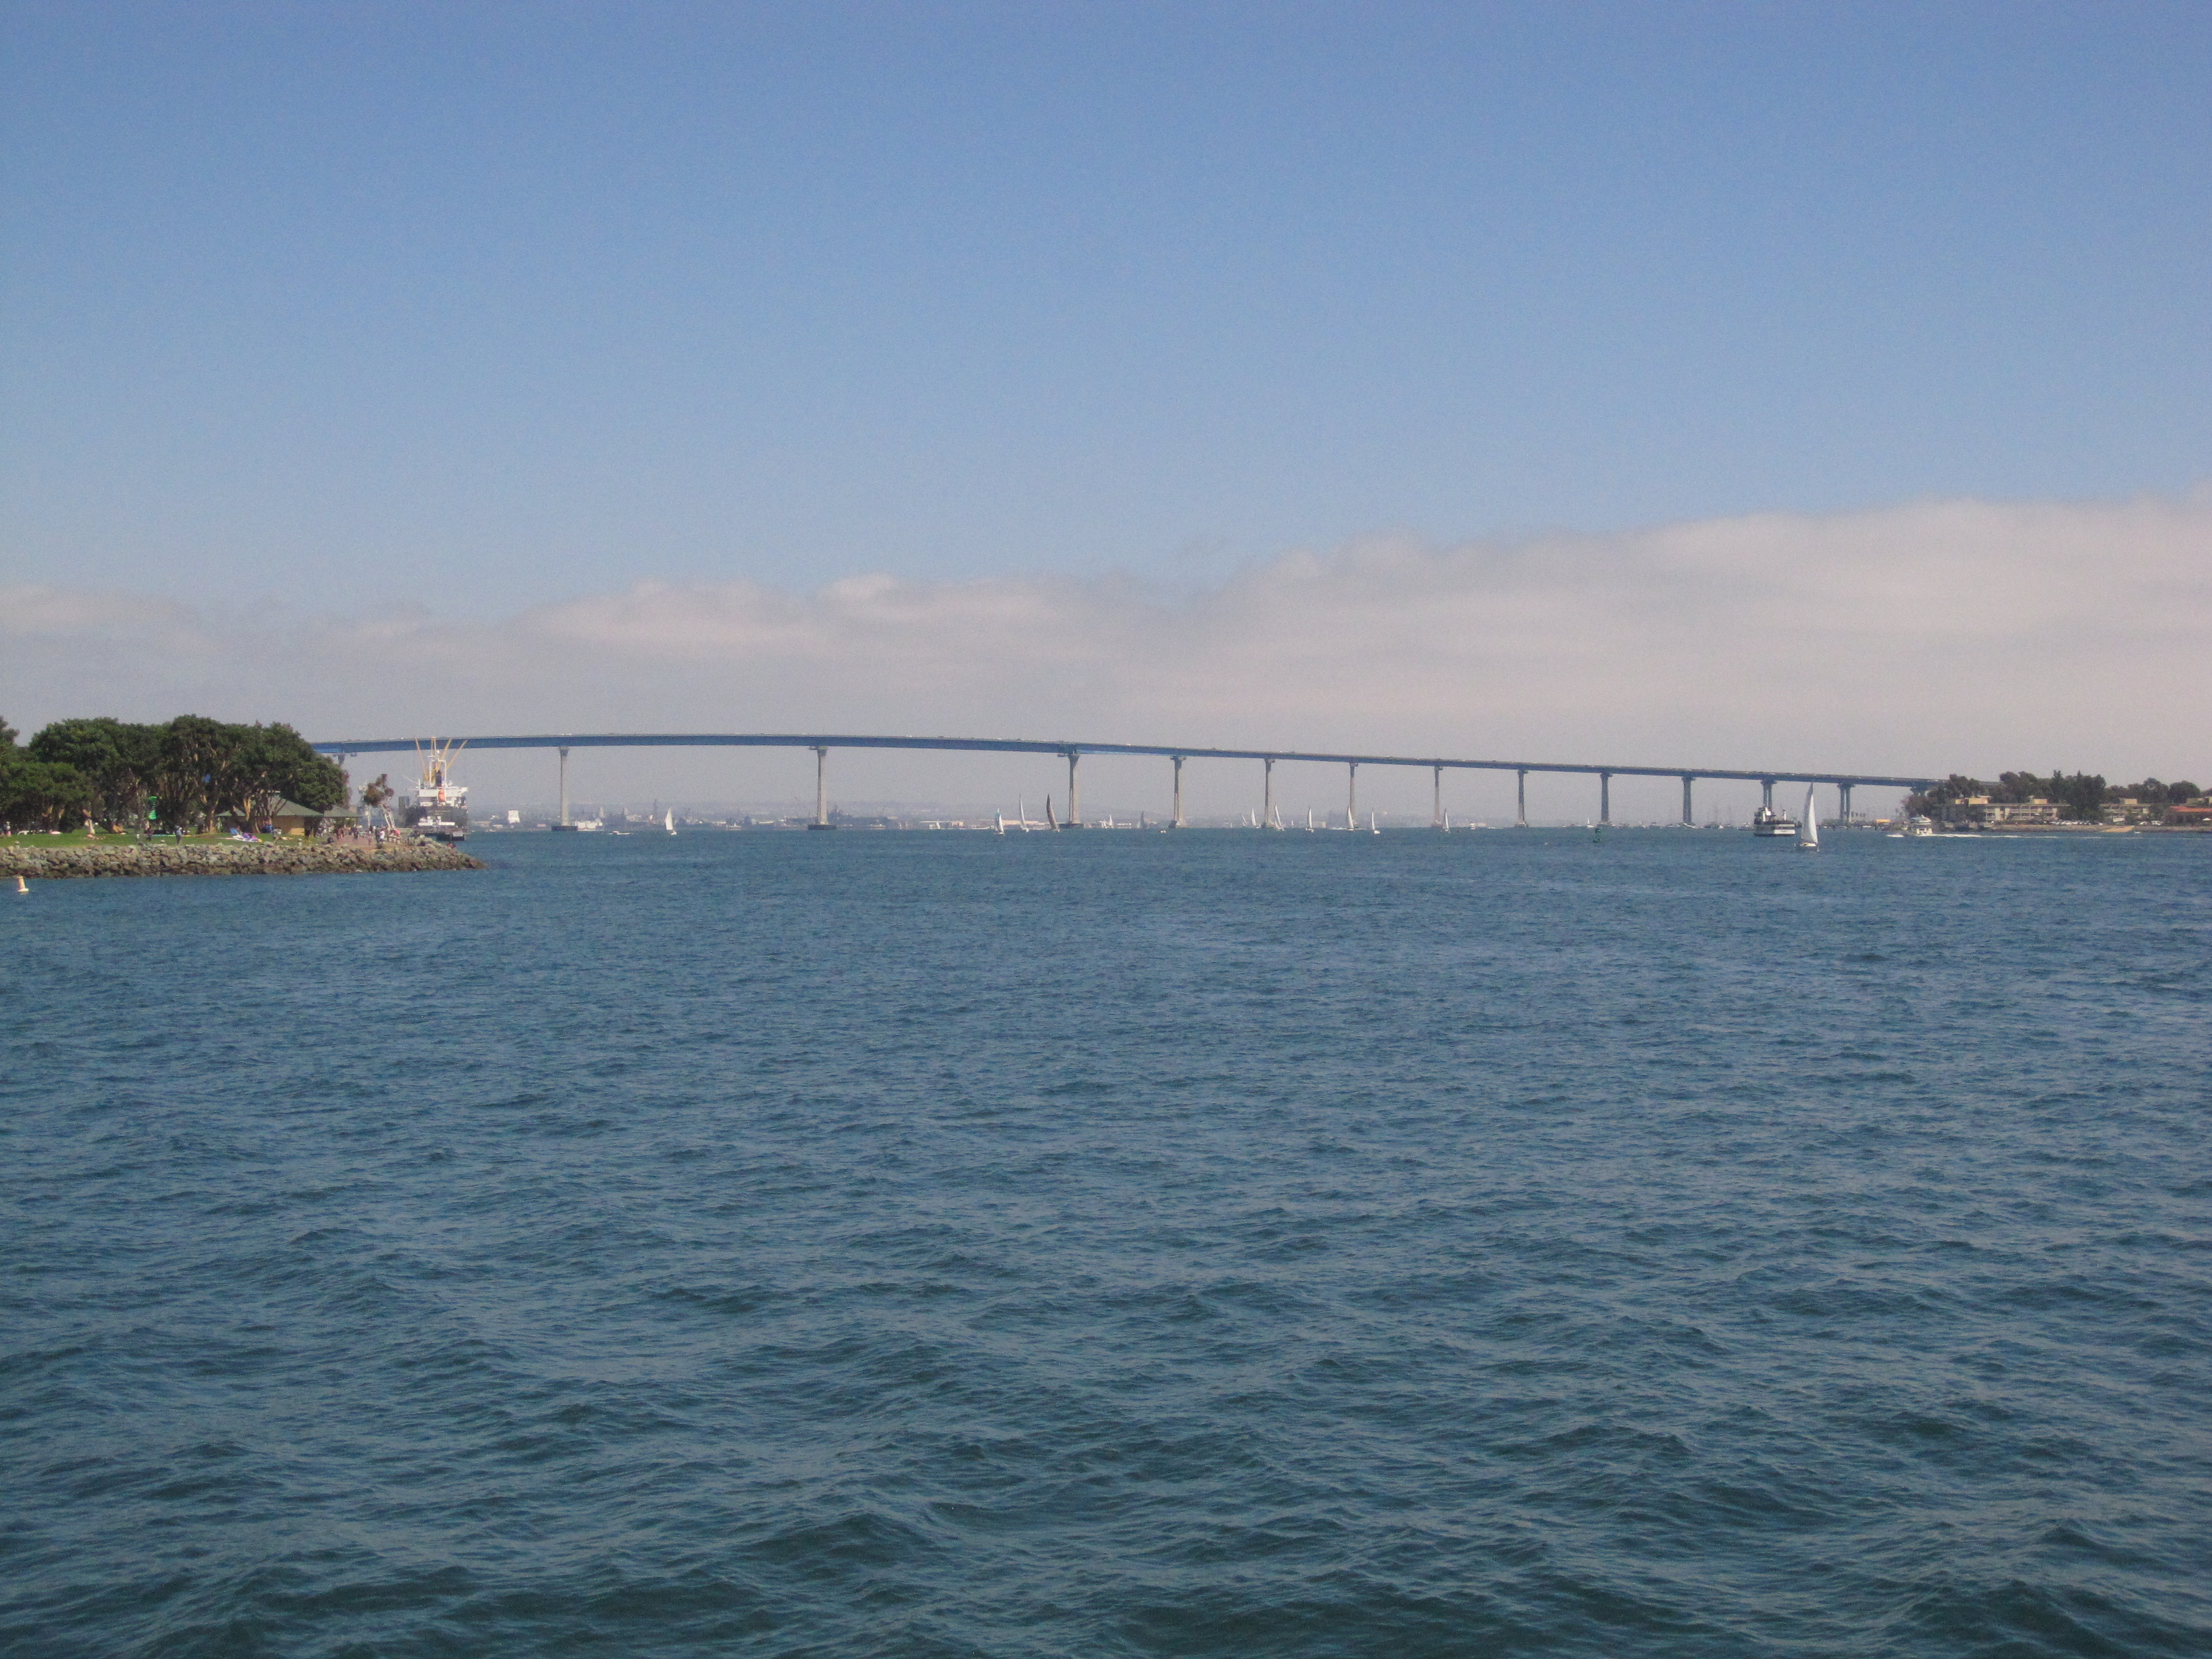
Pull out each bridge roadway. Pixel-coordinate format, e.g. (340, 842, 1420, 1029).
(314, 732, 1938, 828)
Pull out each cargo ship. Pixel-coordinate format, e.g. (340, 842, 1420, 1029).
(402, 739, 470, 843)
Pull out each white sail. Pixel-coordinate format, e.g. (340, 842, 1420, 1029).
(665, 808, 676, 835)
(1799, 785, 1819, 850)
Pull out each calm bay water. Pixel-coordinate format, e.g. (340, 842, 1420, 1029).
(3, 828, 2208, 1658)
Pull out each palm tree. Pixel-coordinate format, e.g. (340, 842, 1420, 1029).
(360, 774, 395, 833)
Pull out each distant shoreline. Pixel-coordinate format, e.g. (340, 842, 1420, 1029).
(1928, 822, 2209, 836)
(1, 841, 484, 879)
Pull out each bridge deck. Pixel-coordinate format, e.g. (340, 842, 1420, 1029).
(312, 733, 1937, 789)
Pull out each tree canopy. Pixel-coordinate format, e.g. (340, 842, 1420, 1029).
(1, 715, 347, 833)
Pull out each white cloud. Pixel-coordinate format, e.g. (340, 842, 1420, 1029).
(4, 491, 2208, 795)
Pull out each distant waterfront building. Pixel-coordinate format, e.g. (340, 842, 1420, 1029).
(2101, 795, 2212, 826)
(1960, 795, 2060, 827)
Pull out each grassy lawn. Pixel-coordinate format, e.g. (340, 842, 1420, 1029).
(3, 828, 255, 846)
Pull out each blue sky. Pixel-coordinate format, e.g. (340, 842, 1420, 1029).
(6, 1, 2209, 618)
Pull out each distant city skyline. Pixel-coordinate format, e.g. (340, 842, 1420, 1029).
(4, 3, 2208, 786)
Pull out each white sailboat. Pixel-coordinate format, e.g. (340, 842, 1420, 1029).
(665, 808, 677, 836)
(1798, 785, 1819, 851)
(1369, 811, 1380, 834)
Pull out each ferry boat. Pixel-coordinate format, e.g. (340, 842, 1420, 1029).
(1751, 806, 1800, 837)
(402, 739, 470, 843)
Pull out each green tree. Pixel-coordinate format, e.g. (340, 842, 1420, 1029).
(2, 717, 98, 830)
(0, 757, 91, 831)
(28, 717, 162, 831)
(227, 724, 346, 827)
(150, 715, 238, 833)
(1905, 774, 1984, 822)
(359, 773, 395, 827)
(2047, 770, 2106, 822)
(2115, 778, 2204, 810)
(140, 717, 345, 831)
(0, 716, 21, 829)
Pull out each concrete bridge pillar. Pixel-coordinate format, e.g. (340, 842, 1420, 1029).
(1171, 755, 1186, 828)
(1761, 778, 1776, 812)
(1516, 769, 1528, 827)
(1263, 757, 1275, 828)
(810, 746, 833, 830)
(1432, 765, 1444, 829)
(1347, 762, 1359, 830)
(1600, 771, 1613, 826)
(1839, 782, 1853, 823)
(558, 747, 571, 828)
(1681, 774, 1694, 826)
(1063, 752, 1081, 828)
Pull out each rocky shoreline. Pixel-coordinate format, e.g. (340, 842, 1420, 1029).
(0, 841, 486, 879)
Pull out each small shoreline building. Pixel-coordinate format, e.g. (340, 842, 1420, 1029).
(223, 799, 360, 838)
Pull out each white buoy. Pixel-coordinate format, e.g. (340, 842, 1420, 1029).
(13, 875, 25, 894)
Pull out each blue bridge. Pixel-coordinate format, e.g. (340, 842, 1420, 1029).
(312, 732, 1939, 828)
